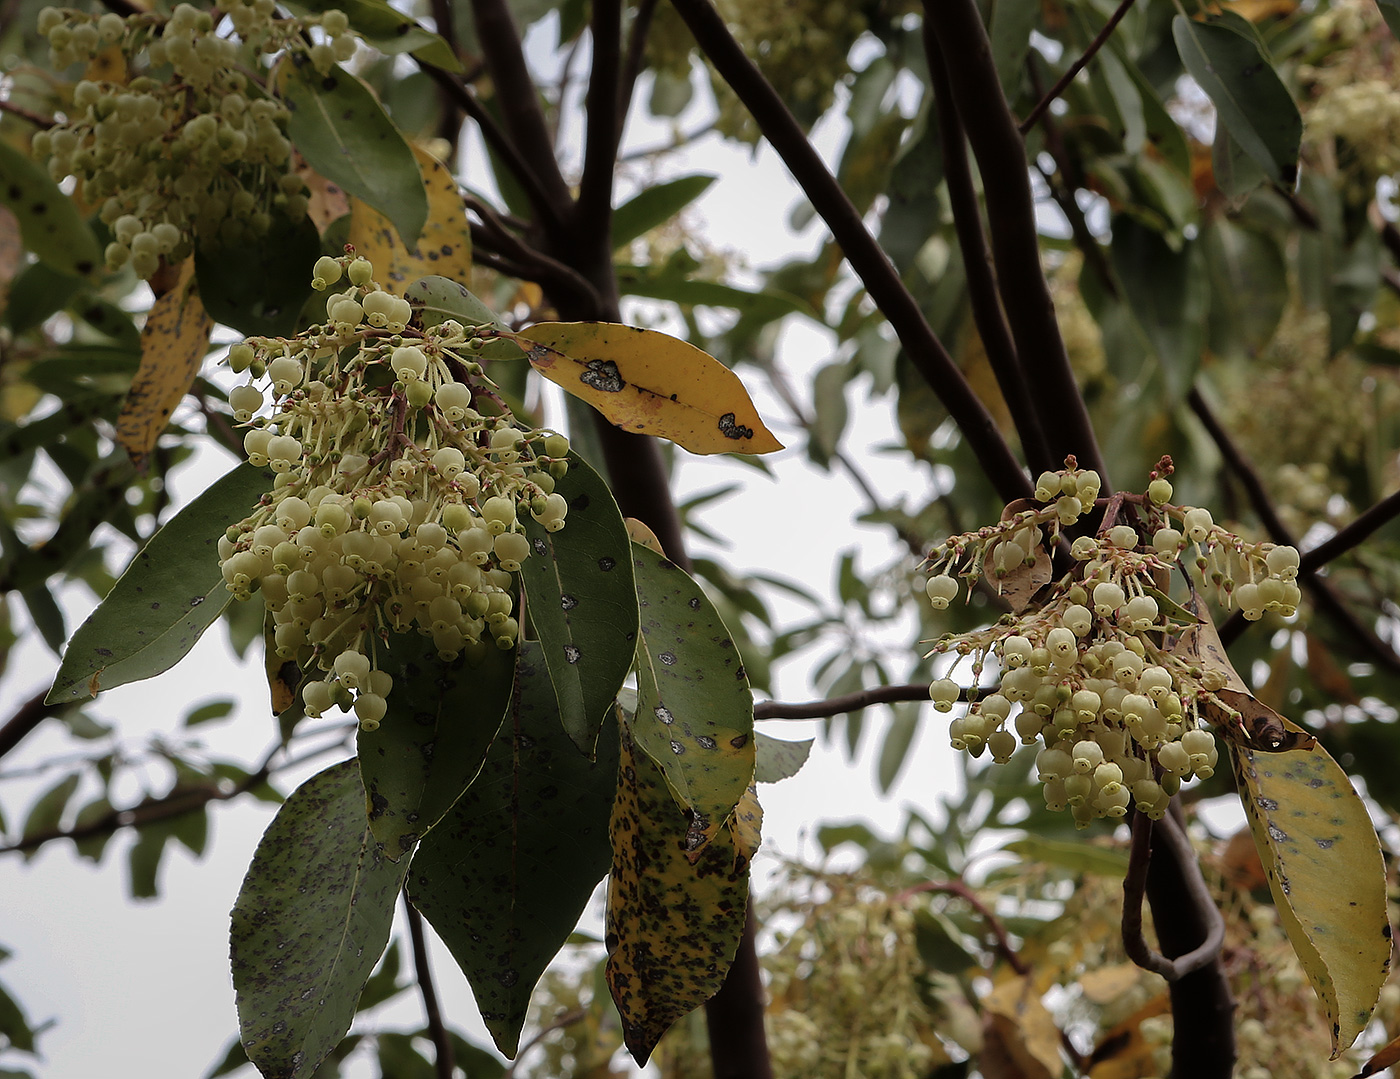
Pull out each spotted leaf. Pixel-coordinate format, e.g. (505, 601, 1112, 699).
(357, 631, 515, 861)
(605, 720, 748, 1065)
(0, 138, 100, 279)
(1230, 731, 1390, 1057)
(231, 759, 407, 1079)
(46, 463, 276, 705)
(519, 451, 638, 755)
(408, 644, 620, 1056)
(514, 322, 783, 456)
(116, 257, 213, 463)
(403, 274, 523, 361)
(347, 146, 471, 291)
(631, 543, 755, 858)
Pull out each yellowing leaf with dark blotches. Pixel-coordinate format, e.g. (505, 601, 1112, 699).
(1229, 735, 1391, 1057)
(347, 145, 471, 291)
(515, 322, 783, 455)
(117, 258, 212, 462)
(605, 720, 748, 1065)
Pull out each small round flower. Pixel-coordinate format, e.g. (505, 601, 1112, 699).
(1062, 603, 1092, 637)
(391, 345, 428, 381)
(303, 680, 336, 717)
(1183, 507, 1214, 542)
(1070, 536, 1098, 560)
(925, 575, 959, 608)
(1046, 626, 1077, 664)
(431, 447, 465, 480)
(493, 531, 531, 571)
(1001, 635, 1032, 668)
(1147, 477, 1173, 505)
(312, 255, 342, 290)
(1265, 545, 1301, 580)
(333, 649, 372, 690)
(1071, 739, 1104, 773)
(481, 495, 517, 536)
(988, 730, 1016, 763)
(229, 383, 263, 421)
(929, 678, 960, 712)
(355, 692, 387, 729)
(1092, 581, 1125, 617)
(1122, 594, 1159, 631)
(1157, 740, 1191, 776)
(1152, 527, 1183, 557)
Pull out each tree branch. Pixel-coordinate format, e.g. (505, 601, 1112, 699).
(0, 688, 65, 764)
(1122, 811, 1224, 981)
(894, 879, 1030, 975)
(1188, 387, 1400, 670)
(405, 898, 454, 1079)
(576, 0, 624, 256)
(619, 0, 661, 119)
(755, 683, 929, 720)
(923, 0, 1107, 485)
(1019, 0, 1138, 135)
(703, 901, 773, 1079)
(925, 27, 1052, 475)
(669, 0, 1032, 504)
(1300, 488, 1400, 573)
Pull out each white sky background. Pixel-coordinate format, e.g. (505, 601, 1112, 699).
(0, 20, 973, 1079)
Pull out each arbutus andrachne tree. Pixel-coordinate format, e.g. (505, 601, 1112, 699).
(3, 1, 1400, 1077)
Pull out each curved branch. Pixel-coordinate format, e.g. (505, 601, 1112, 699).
(668, 0, 1033, 505)
(0, 688, 66, 764)
(894, 879, 1030, 975)
(1122, 812, 1224, 981)
(922, 0, 1107, 484)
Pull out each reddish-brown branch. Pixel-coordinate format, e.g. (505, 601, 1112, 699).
(895, 879, 1030, 976)
(405, 898, 454, 1079)
(1019, 0, 1139, 134)
(0, 688, 64, 764)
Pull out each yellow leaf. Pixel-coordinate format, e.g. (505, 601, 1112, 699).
(1078, 963, 1145, 1005)
(84, 44, 126, 84)
(347, 145, 471, 291)
(296, 156, 350, 233)
(116, 258, 212, 462)
(514, 322, 784, 456)
(1230, 735, 1391, 1057)
(980, 974, 1063, 1079)
(624, 517, 665, 556)
(1087, 992, 1170, 1079)
(728, 785, 762, 870)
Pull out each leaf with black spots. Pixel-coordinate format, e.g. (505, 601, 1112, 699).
(409, 645, 620, 1056)
(231, 760, 407, 1079)
(630, 543, 755, 857)
(47, 463, 276, 705)
(604, 720, 748, 1065)
(357, 631, 515, 860)
(519, 452, 638, 754)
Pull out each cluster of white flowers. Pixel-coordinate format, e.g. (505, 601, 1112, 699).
(218, 254, 570, 729)
(922, 463, 1301, 827)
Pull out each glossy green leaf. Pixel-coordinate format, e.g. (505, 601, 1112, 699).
(185, 699, 236, 727)
(127, 819, 169, 899)
(1001, 836, 1130, 877)
(404, 274, 524, 360)
(1378, 0, 1400, 39)
(278, 59, 428, 246)
(1231, 734, 1391, 1056)
(1172, 15, 1301, 186)
(877, 702, 919, 793)
(71, 795, 115, 862)
(1108, 215, 1208, 402)
(47, 463, 276, 705)
(611, 174, 716, 250)
(0, 979, 36, 1054)
(754, 732, 813, 783)
(0, 140, 100, 278)
(519, 451, 637, 754)
(988, 0, 1039, 96)
(1097, 48, 1146, 155)
(809, 360, 849, 468)
(410, 644, 620, 1056)
(281, 0, 462, 71)
(357, 631, 516, 861)
(194, 214, 320, 338)
(605, 719, 749, 1065)
(1212, 123, 1268, 201)
(630, 543, 755, 856)
(231, 759, 408, 1079)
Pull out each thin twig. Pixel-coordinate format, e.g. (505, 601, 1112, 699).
(1188, 387, 1400, 670)
(925, 0, 1107, 484)
(405, 898, 454, 1079)
(669, 0, 1033, 505)
(1122, 811, 1225, 980)
(0, 99, 55, 127)
(466, 207, 604, 310)
(1019, 0, 1138, 134)
(618, 0, 661, 119)
(754, 682, 999, 720)
(0, 688, 65, 764)
(925, 26, 1051, 474)
(502, 1008, 588, 1078)
(895, 879, 1030, 975)
(1301, 489, 1400, 572)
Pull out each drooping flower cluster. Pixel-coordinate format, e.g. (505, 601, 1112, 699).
(218, 254, 570, 730)
(922, 460, 1302, 827)
(32, 2, 357, 276)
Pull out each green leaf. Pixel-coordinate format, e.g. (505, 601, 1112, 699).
(20, 772, 80, 854)
(71, 795, 115, 862)
(519, 451, 638, 754)
(808, 360, 849, 468)
(231, 760, 408, 1079)
(0, 140, 100, 278)
(20, 583, 65, 655)
(185, 699, 236, 726)
(357, 630, 516, 861)
(879, 112, 944, 274)
(877, 703, 919, 793)
(281, 0, 462, 71)
(1172, 15, 1301, 186)
(1203, 217, 1288, 360)
(988, 0, 1040, 96)
(194, 214, 320, 338)
(403, 275, 524, 360)
(1231, 736, 1392, 1057)
(605, 719, 749, 1065)
(611, 174, 717, 251)
(1212, 123, 1268, 201)
(1001, 836, 1130, 877)
(410, 645, 620, 1056)
(1108, 215, 1208, 402)
(1096, 48, 1146, 155)
(1378, 0, 1400, 39)
(278, 58, 428, 246)
(0, 979, 36, 1054)
(630, 542, 756, 855)
(47, 463, 276, 705)
(754, 732, 813, 783)
(127, 821, 169, 899)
